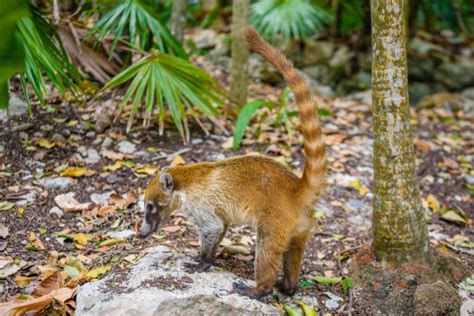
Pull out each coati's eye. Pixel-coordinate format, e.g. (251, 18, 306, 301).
(145, 202, 154, 212)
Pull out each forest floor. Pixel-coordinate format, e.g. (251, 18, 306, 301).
(0, 77, 473, 314)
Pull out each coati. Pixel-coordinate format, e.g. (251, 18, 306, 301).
(139, 27, 326, 299)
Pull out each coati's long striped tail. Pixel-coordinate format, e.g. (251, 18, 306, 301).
(244, 27, 326, 201)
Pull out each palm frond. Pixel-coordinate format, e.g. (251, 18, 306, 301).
(105, 50, 224, 141)
(251, 0, 332, 41)
(90, 0, 186, 58)
(15, 9, 84, 108)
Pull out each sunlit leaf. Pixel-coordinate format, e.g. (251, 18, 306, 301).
(314, 275, 342, 284)
(60, 167, 96, 177)
(87, 265, 112, 279)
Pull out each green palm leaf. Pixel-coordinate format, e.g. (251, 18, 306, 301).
(15, 9, 84, 109)
(105, 50, 224, 141)
(90, 0, 186, 59)
(251, 0, 331, 41)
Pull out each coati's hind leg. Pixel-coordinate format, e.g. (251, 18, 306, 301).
(234, 220, 292, 299)
(185, 212, 227, 273)
(277, 229, 311, 295)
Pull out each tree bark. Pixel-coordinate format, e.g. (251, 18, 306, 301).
(170, 0, 187, 43)
(229, 0, 250, 110)
(370, 0, 430, 264)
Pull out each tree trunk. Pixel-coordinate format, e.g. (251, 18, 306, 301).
(170, 0, 187, 43)
(370, 0, 430, 264)
(229, 0, 249, 111)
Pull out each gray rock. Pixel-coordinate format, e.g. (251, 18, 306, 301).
(302, 65, 330, 83)
(462, 87, 474, 100)
(101, 137, 114, 148)
(435, 58, 474, 90)
(38, 177, 76, 190)
(77, 146, 88, 157)
(409, 82, 434, 105)
(303, 39, 335, 66)
(117, 140, 136, 154)
(0, 95, 28, 121)
(86, 131, 96, 138)
(84, 148, 101, 164)
(76, 246, 284, 316)
(19, 132, 28, 140)
(16, 192, 36, 206)
(0, 145, 4, 153)
(49, 206, 64, 218)
(409, 37, 444, 55)
(106, 230, 136, 240)
(51, 133, 66, 143)
(329, 46, 352, 69)
(192, 29, 219, 50)
(90, 191, 114, 205)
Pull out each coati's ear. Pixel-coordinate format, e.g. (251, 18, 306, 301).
(159, 173, 174, 192)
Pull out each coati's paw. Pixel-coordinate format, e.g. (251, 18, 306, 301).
(183, 260, 212, 273)
(232, 281, 273, 300)
(276, 279, 297, 296)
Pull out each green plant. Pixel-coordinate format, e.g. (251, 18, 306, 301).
(250, 0, 331, 41)
(105, 49, 224, 141)
(90, 0, 186, 58)
(16, 10, 84, 109)
(0, 0, 29, 108)
(232, 99, 272, 151)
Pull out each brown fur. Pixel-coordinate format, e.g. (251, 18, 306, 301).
(141, 27, 326, 298)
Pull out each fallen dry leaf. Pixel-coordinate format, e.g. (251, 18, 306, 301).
(108, 192, 137, 209)
(170, 155, 185, 167)
(135, 165, 158, 176)
(33, 272, 64, 297)
(100, 149, 125, 161)
(161, 226, 181, 233)
(324, 134, 347, 145)
(37, 138, 56, 149)
(0, 287, 76, 316)
(103, 161, 124, 172)
(60, 168, 95, 178)
(28, 232, 46, 250)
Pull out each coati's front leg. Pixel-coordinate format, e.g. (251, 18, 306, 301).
(185, 213, 226, 273)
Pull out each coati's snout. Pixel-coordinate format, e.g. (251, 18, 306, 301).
(140, 173, 175, 238)
(139, 201, 163, 238)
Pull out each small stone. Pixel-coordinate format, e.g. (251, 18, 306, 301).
(0, 145, 4, 153)
(86, 131, 96, 138)
(60, 129, 71, 138)
(0, 95, 27, 122)
(51, 133, 66, 143)
(0, 223, 8, 238)
(77, 146, 88, 157)
(106, 230, 136, 240)
(84, 148, 101, 164)
(106, 173, 122, 184)
(101, 137, 113, 148)
(49, 206, 64, 218)
(40, 124, 54, 131)
(325, 299, 339, 310)
(19, 132, 28, 140)
(90, 191, 114, 205)
(191, 138, 203, 145)
(16, 192, 36, 206)
(117, 141, 136, 154)
(38, 177, 76, 190)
